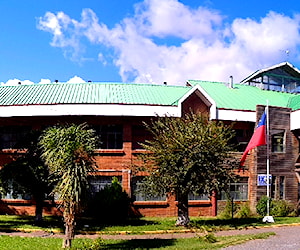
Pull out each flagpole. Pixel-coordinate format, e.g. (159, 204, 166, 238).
(266, 102, 270, 216)
(263, 101, 274, 223)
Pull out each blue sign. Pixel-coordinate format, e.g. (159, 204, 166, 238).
(257, 174, 272, 186)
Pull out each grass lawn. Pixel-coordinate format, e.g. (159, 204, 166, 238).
(0, 232, 275, 249)
(0, 215, 297, 249)
(0, 215, 299, 234)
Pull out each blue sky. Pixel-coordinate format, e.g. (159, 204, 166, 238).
(1, 0, 300, 85)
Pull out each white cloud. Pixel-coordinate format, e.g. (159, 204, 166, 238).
(37, 0, 300, 85)
(39, 79, 52, 84)
(1, 79, 34, 86)
(66, 76, 86, 83)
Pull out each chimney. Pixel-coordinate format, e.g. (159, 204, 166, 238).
(229, 76, 233, 88)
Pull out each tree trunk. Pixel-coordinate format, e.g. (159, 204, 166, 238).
(34, 194, 44, 224)
(175, 193, 190, 227)
(62, 213, 75, 248)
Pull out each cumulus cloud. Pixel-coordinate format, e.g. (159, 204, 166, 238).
(39, 79, 52, 84)
(37, 0, 300, 85)
(66, 76, 86, 83)
(1, 79, 34, 86)
(0, 76, 86, 86)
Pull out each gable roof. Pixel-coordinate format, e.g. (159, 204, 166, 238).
(0, 82, 191, 106)
(240, 61, 300, 85)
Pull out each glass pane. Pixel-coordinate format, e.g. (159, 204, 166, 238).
(131, 177, 166, 201)
(272, 130, 285, 153)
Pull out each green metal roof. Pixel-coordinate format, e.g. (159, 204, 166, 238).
(0, 82, 191, 106)
(287, 95, 300, 110)
(189, 80, 298, 111)
(1, 80, 299, 112)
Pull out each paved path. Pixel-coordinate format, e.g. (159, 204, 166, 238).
(220, 225, 300, 249)
(1, 225, 300, 249)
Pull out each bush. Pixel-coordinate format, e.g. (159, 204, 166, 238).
(219, 198, 236, 219)
(256, 196, 294, 217)
(271, 199, 293, 217)
(235, 202, 251, 218)
(86, 177, 131, 222)
(256, 196, 272, 216)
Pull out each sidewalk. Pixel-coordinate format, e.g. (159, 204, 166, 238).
(1, 223, 299, 240)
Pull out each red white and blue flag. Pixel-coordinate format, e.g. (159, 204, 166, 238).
(240, 110, 267, 166)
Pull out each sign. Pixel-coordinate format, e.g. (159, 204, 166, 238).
(257, 174, 272, 186)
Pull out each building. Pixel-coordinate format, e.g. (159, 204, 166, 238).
(0, 62, 300, 216)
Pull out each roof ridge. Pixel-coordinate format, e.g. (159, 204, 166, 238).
(0, 82, 190, 88)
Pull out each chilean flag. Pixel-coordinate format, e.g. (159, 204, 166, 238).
(240, 111, 267, 166)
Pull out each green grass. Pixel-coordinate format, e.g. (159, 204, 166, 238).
(0, 215, 299, 234)
(0, 232, 275, 249)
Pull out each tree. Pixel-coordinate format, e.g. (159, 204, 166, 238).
(39, 123, 98, 248)
(0, 130, 53, 223)
(135, 113, 239, 226)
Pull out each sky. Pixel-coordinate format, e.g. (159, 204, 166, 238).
(1, 0, 300, 86)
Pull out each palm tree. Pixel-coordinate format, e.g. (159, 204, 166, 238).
(39, 123, 98, 248)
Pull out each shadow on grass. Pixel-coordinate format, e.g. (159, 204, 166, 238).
(77, 217, 161, 232)
(0, 215, 64, 232)
(190, 217, 263, 230)
(101, 239, 176, 249)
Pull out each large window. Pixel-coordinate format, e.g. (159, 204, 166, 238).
(0, 180, 32, 200)
(131, 177, 166, 201)
(231, 129, 253, 152)
(132, 125, 152, 150)
(0, 126, 31, 149)
(271, 175, 286, 199)
(93, 125, 123, 149)
(220, 177, 248, 200)
(89, 176, 122, 194)
(271, 130, 285, 153)
(188, 192, 209, 201)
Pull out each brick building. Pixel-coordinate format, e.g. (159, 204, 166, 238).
(1, 62, 300, 216)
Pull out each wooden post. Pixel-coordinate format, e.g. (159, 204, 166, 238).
(211, 190, 217, 216)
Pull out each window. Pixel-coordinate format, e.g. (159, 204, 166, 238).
(220, 177, 248, 200)
(132, 125, 152, 150)
(131, 177, 166, 201)
(271, 176, 276, 199)
(231, 128, 253, 152)
(271, 176, 286, 199)
(279, 176, 285, 199)
(0, 180, 32, 200)
(1, 192, 32, 200)
(0, 126, 31, 149)
(188, 193, 209, 200)
(271, 130, 285, 153)
(93, 125, 123, 149)
(89, 176, 122, 194)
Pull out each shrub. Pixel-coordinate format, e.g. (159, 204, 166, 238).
(235, 202, 251, 218)
(256, 196, 294, 217)
(256, 196, 272, 216)
(86, 177, 131, 222)
(219, 198, 236, 219)
(271, 199, 293, 217)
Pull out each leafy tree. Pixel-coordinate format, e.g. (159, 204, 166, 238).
(0, 130, 53, 223)
(39, 123, 98, 248)
(135, 113, 239, 226)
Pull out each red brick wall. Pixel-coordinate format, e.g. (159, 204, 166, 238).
(0, 92, 217, 217)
